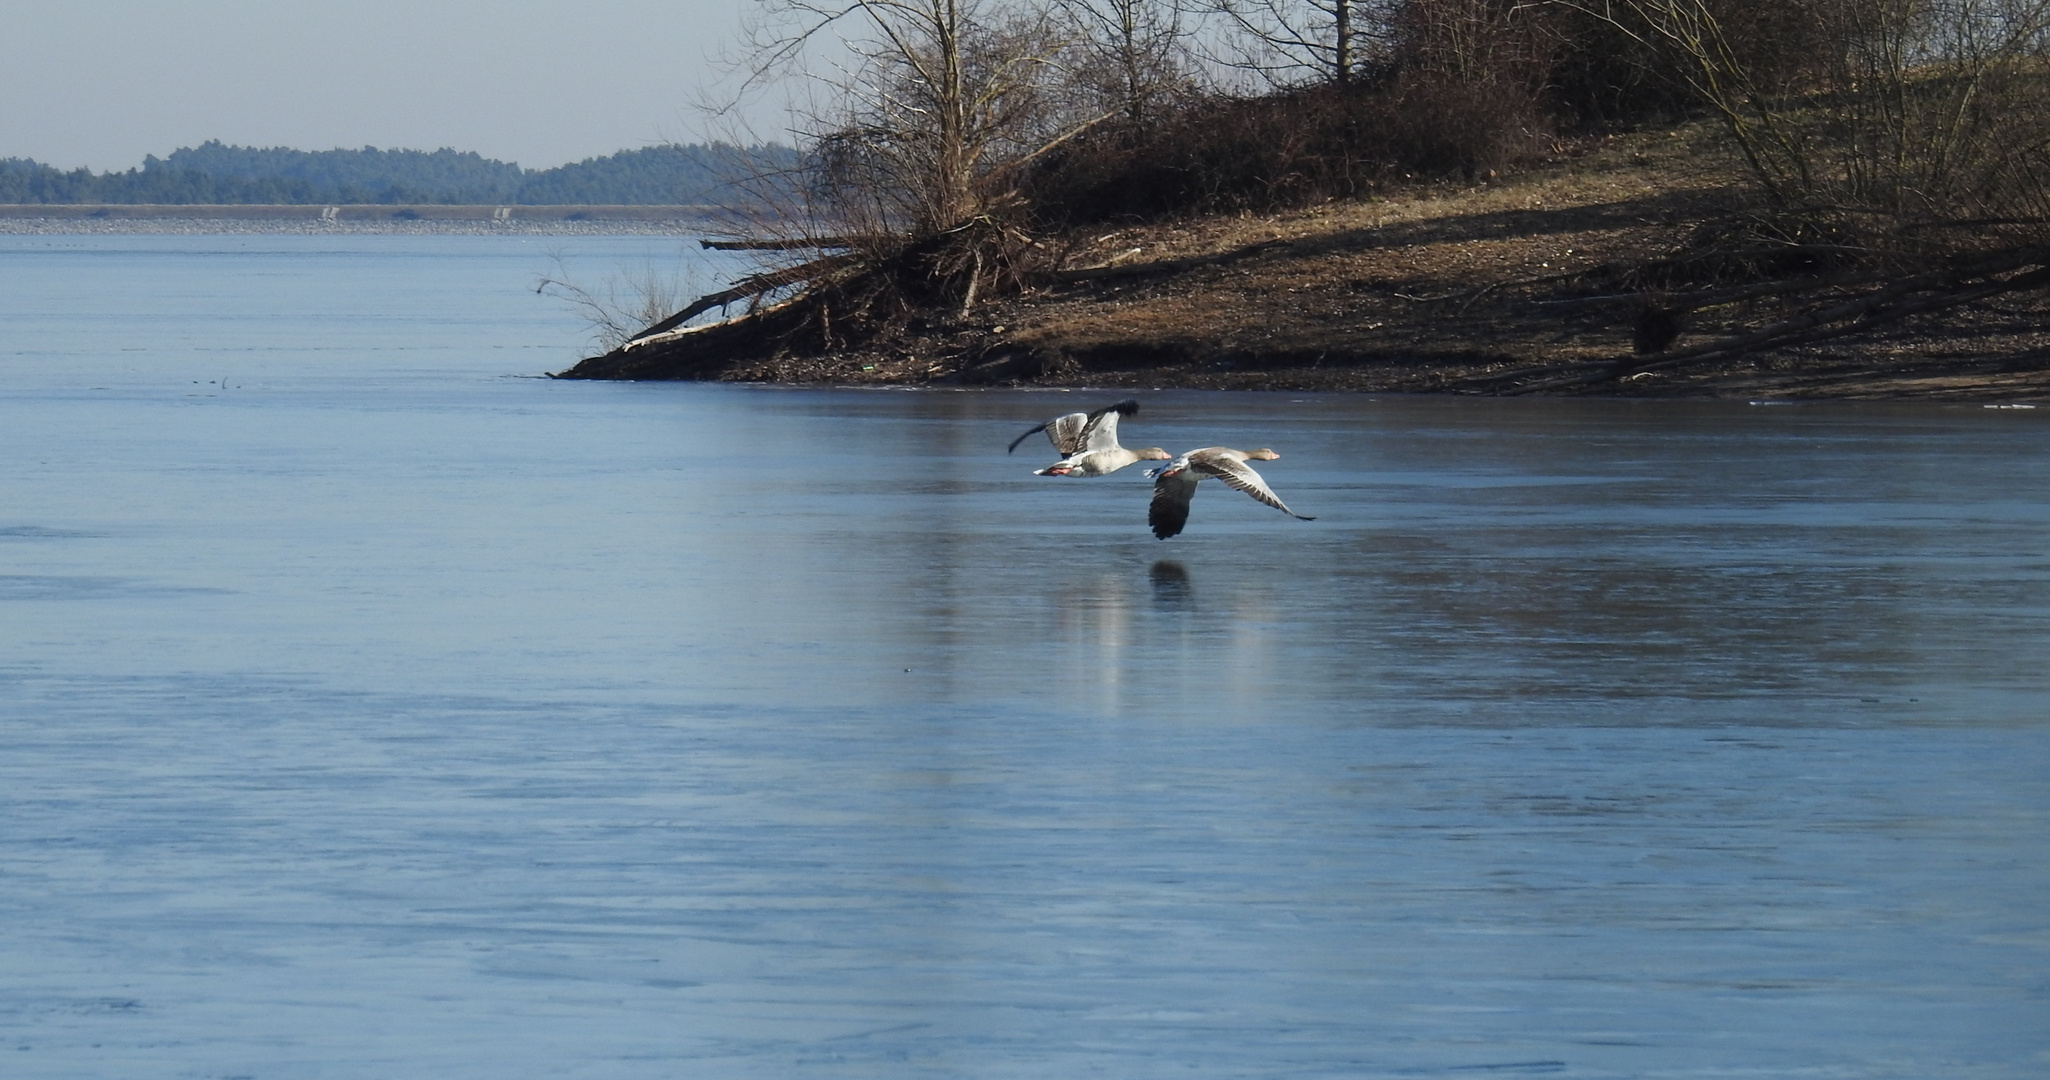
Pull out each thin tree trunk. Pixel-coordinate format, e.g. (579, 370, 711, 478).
(1333, 0, 1351, 84)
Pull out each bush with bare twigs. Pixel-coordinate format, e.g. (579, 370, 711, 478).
(1488, 0, 2050, 389)
(1566, 0, 2050, 245)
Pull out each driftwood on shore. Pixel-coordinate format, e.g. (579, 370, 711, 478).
(698, 237, 859, 251)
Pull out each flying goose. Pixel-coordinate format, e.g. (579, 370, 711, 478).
(1007, 398, 1170, 477)
(1145, 447, 1315, 539)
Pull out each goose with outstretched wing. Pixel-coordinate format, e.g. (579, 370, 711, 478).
(1007, 398, 1169, 477)
(1146, 447, 1315, 539)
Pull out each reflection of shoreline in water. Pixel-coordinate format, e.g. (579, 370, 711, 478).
(1150, 560, 1193, 607)
(1046, 572, 1134, 712)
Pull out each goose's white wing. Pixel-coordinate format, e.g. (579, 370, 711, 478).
(1045, 411, 1094, 455)
(1193, 454, 1315, 520)
(1076, 406, 1127, 454)
(1009, 410, 1088, 455)
(1009, 399, 1140, 456)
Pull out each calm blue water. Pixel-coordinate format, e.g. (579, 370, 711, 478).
(2, 234, 2047, 1079)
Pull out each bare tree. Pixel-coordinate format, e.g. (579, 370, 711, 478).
(742, 0, 1102, 238)
(570, 0, 1118, 365)
(1060, 0, 1196, 125)
(1210, 0, 1399, 85)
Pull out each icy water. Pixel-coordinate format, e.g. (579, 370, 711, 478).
(2, 234, 2048, 1080)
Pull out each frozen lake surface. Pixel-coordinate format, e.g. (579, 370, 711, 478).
(2, 234, 2048, 1079)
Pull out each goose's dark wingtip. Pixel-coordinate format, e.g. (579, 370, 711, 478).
(1005, 425, 1045, 454)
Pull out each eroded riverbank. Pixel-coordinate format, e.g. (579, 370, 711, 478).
(560, 128, 2050, 400)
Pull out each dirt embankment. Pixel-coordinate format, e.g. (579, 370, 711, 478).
(560, 128, 2050, 400)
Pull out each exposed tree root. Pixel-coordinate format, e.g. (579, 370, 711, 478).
(554, 217, 1042, 380)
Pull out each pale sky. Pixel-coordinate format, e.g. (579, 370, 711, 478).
(1, 0, 787, 172)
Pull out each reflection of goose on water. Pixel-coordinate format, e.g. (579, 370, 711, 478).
(1007, 399, 1170, 477)
(1145, 448, 1315, 540)
(1149, 560, 1193, 606)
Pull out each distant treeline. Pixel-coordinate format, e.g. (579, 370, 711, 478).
(0, 141, 796, 205)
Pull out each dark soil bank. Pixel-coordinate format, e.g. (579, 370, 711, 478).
(558, 133, 2050, 401)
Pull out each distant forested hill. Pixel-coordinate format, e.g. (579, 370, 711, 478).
(0, 142, 795, 205)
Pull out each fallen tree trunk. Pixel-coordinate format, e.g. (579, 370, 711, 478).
(699, 237, 860, 250)
(623, 253, 861, 345)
